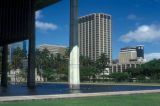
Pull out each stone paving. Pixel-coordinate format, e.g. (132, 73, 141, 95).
(0, 89, 160, 102)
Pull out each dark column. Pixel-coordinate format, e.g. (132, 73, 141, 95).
(1, 45, 8, 87)
(27, 35, 36, 88)
(27, 9, 36, 88)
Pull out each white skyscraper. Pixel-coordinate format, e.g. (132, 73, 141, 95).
(78, 13, 112, 63)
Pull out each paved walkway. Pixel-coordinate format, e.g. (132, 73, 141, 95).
(0, 89, 160, 102)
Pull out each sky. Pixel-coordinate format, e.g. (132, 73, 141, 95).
(35, 0, 160, 61)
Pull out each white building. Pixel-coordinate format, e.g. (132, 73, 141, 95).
(78, 13, 112, 63)
(8, 69, 44, 83)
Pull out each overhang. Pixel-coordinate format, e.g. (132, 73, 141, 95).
(0, 0, 61, 46)
(35, 0, 61, 11)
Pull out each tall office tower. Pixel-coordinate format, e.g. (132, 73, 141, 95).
(78, 13, 112, 63)
(136, 45, 144, 59)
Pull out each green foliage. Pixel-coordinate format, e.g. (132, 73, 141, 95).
(126, 59, 160, 82)
(96, 53, 110, 81)
(12, 47, 26, 69)
(43, 68, 55, 81)
(109, 72, 129, 82)
(35, 48, 68, 82)
(80, 56, 97, 82)
(17, 70, 27, 81)
(80, 54, 111, 82)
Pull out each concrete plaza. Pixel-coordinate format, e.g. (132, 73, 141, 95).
(0, 89, 160, 102)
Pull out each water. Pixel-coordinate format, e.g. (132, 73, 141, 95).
(0, 83, 160, 96)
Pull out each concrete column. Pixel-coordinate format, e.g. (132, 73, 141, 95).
(69, 0, 80, 89)
(27, 10, 35, 88)
(27, 34, 36, 88)
(1, 45, 8, 87)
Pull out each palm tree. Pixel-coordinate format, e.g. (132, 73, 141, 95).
(36, 48, 52, 81)
(35, 48, 69, 82)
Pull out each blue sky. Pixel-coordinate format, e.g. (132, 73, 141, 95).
(35, 0, 160, 60)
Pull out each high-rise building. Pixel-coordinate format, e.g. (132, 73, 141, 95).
(136, 45, 144, 60)
(78, 13, 112, 63)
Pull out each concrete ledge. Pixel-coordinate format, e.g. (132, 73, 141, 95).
(0, 89, 160, 102)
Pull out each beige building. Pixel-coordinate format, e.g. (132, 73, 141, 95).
(119, 47, 137, 64)
(110, 45, 145, 74)
(119, 46, 144, 64)
(78, 13, 112, 63)
(111, 62, 142, 73)
(39, 44, 66, 56)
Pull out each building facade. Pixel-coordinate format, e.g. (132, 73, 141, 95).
(119, 45, 144, 64)
(110, 45, 145, 74)
(78, 13, 112, 63)
(111, 62, 142, 73)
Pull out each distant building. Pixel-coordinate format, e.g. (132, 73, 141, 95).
(136, 45, 144, 62)
(78, 13, 112, 63)
(110, 62, 142, 73)
(110, 45, 145, 74)
(8, 41, 27, 64)
(119, 45, 144, 64)
(8, 69, 44, 83)
(39, 44, 67, 56)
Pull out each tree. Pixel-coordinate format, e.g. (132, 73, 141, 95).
(10, 47, 26, 83)
(80, 56, 97, 82)
(126, 59, 160, 82)
(141, 59, 160, 80)
(109, 72, 129, 82)
(96, 53, 110, 81)
(35, 48, 69, 82)
(35, 48, 52, 81)
(12, 47, 26, 69)
(35, 49, 43, 77)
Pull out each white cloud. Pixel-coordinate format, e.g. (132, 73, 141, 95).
(36, 11, 42, 20)
(35, 11, 58, 31)
(120, 24, 160, 43)
(36, 21, 58, 31)
(145, 53, 160, 61)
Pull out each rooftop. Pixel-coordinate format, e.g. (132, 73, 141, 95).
(79, 13, 111, 19)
